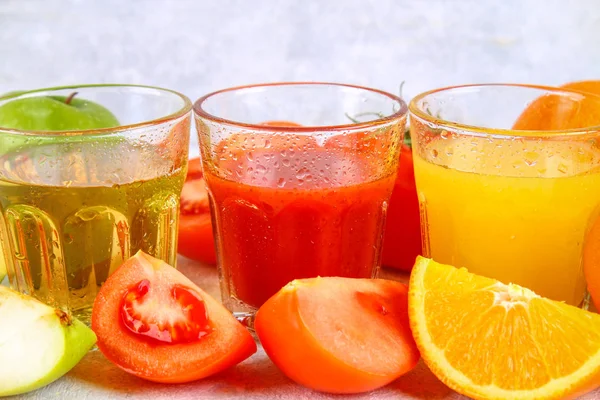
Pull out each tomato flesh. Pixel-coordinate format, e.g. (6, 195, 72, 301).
(255, 277, 420, 394)
(92, 251, 256, 383)
(120, 279, 212, 344)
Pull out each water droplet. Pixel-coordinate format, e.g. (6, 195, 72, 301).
(557, 163, 569, 174)
(440, 130, 449, 139)
(524, 151, 539, 167)
(431, 149, 439, 158)
(256, 164, 267, 173)
(64, 234, 73, 244)
(246, 152, 254, 162)
(296, 167, 311, 180)
(277, 178, 286, 188)
(282, 158, 291, 167)
(264, 139, 271, 148)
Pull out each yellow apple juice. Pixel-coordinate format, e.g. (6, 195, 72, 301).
(414, 136, 600, 306)
(0, 139, 185, 322)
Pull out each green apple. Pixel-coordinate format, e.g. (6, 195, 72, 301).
(0, 92, 119, 131)
(0, 286, 96, 396)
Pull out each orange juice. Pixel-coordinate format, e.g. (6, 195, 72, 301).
(414, 136, 600, 306)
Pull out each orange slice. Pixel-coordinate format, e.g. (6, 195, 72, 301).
(561, 80, 600, 97)
(409, 256, 600, 400)
(512, 83, 600, 131)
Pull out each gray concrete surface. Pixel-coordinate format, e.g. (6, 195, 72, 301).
(2, 1, 600, 398)
(1, 0, 599, 156)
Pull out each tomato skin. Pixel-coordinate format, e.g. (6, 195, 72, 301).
(259, 120, 303, 127)
(177, 158, 217, 265)
(255, 277, 419, 394)
(382, 145, 422, 271)
(178, 213, 217, 264)
(91, 251, 256, 383)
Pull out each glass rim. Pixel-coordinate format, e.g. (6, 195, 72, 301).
(193, 81, 408, 132)
(409, 83, 600, 139)
(0, 83, 193, 137)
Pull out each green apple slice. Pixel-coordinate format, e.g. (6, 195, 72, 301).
(0, 286, 97, 396)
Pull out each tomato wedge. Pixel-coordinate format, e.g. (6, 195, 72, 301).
(255, 277, 419, 394)
(178, 158, 217, 264)
(91, 251, 256, 383)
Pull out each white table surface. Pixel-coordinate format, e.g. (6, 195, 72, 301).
(3, 0, 600, 398)
(4, 256, 600, 400)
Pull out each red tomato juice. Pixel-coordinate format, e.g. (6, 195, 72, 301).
(205, 141, 396, 308)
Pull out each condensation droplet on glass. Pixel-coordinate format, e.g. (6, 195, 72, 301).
(246, 152, 254, 162)
(64, 234, 74, 244)
(277, 178, 286, 188)
(440, 130, 449, 139)
(295, 167, 311, 180)
(524, 151, 539, 167)
(256, 164, 267, 173)
(282, 158, 291, 167)
(431, 149, 439, 158)
(558, 163, 569, 174)
(264, 139, 271, 148)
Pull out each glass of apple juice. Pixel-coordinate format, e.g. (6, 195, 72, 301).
(0, 85, 192, 324)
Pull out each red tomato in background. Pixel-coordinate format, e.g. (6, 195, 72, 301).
(381, 143, 422, 271)
(91, 251, 256, 383)
(255, 277, 419, 394)
(178, 158, 217, 264)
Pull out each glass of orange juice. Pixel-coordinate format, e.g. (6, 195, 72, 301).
(409, 84, 600, 307)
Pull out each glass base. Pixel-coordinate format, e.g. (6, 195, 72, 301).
(222, 295, 258, 330)
(73, 306, 93, 327)
(581, 291, 592, 311)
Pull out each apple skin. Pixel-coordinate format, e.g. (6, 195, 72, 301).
(0, 94, 119, 131)
(0, 286, 97, 396)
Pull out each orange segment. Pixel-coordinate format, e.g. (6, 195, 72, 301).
(409, 256, 600, 400)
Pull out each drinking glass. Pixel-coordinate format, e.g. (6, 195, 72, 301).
(0, 84, 192, 323)
(409, 83, 600, 307)
(194, 82, 407, 320)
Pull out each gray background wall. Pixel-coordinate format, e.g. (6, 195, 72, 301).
(1, 0, 599, 155)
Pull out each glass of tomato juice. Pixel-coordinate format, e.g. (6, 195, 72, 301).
(194, 82, 407, 319)
(409, 83, 600, 308)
